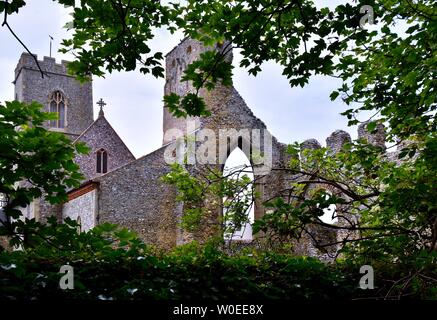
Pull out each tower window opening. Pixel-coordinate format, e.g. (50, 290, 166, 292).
(49, 91, 67, 128)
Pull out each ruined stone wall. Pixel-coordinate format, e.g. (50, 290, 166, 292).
(358, 121, 386, 150)
(161, 38, 293, 246)
(163, 87, 292, 245)
(163, 38, 233, 144)
(294, 134, 351, 260)
(163, 38, 203, 143)
(292, 123, 387, 260)
(201, 84, 292, 216)
(14, 53, 94, 137)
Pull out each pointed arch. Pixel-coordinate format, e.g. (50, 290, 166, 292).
(96, 148, 108, 174)
(223, 147, 255, 241)
(48, 90, 67, 128)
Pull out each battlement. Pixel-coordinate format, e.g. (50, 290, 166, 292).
(302, 121, 387, 154)
(13, 52, 94, 136)
(14, 52, 71, 80)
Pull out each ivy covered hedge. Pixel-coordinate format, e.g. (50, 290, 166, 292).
(0, 219, 436, 300)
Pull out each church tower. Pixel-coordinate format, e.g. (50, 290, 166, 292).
(162, 38, 233, 145)
(13, 53, 94, 139)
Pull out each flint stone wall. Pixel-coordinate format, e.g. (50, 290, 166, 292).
(14, 53, 94, 137)
(74, 116, 136, 181)
(94, 146, 179, 250)
(63, 189, 97, 232)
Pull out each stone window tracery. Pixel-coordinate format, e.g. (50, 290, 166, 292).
(49, 91, 67, 128)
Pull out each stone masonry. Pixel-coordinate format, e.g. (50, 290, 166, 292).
(12, 39, 393, 257)
(73, 112, 136, 181)
(14, 53, 93, 139)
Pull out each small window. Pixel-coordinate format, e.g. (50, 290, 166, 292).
(49, 91, 67, 128)
(96, 149, 108, 174)
(186, 45, 192, 54)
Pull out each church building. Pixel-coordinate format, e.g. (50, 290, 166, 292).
(13, 38, 383, 255)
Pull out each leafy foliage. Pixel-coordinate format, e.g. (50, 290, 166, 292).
(253, 134, 437, 261)
(0, 0, 436, 299)
(162, 163, 255, 238)
(0, 100, 88, 246)
(1, 224, 436, 300)
(1, 1, 436, 128)
(177, 0, 436, 141)
(56, 0, 172, 81)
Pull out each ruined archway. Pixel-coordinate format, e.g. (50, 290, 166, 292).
(222, 147, 254, 241)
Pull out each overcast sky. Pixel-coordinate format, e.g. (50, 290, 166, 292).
(0, 0, 361, 158)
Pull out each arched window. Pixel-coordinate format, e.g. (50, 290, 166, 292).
(49, 91, 66, 128)
(96, 149, 108, 174)
(223, 147, 254, 241)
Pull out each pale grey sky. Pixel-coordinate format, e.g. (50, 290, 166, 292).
(0, 1, 360, 158)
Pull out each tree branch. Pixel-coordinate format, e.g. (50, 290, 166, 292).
(2, 0, 46, 78)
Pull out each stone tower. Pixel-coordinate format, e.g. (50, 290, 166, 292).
(13, 53, 94, 139)
(162, 38, 232, 144)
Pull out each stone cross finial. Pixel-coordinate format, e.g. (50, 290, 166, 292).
(97, 98, 106, 117)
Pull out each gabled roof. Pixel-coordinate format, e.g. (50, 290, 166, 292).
(73, 113, 135, 160)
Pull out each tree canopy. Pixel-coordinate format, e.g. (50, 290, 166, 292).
(0, 100, 88, 246)
(0, 0, 436, 299)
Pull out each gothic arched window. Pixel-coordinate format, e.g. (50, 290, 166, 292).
(96, 149, 108, 174)
(49, 91, 66, 128)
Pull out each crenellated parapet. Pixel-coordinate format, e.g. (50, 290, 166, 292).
(13, 52, 94, 137)
(300, 122, 387, 158)
(14, 53, 71, 81)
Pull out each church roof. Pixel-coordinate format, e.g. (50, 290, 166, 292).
(73, 112, 135, 160)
